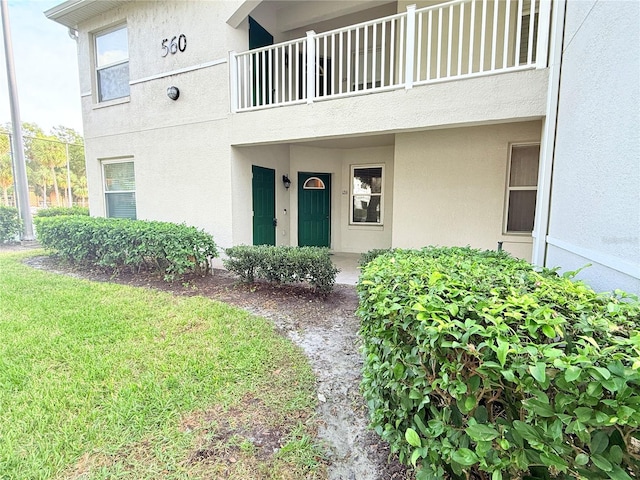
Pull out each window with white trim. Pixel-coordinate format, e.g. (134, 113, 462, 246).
(351, 165, 383, 224)
(103, 160, 136, 219)
(505, 144, 540, 233)
(95, 25, 130, 102)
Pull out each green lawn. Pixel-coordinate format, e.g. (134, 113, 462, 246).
(0, 252, 323, 479)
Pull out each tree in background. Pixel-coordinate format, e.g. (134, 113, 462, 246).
(2, 122, 86, 208)
(73, 173, 89, 207)
(52, 126, 85, 178)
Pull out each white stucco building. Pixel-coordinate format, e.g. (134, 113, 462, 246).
(46, 0, 639, 294)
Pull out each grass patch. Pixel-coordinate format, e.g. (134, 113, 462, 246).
(0, 252, 324, 479)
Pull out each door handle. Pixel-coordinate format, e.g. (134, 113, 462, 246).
(273, 218, 278, 227)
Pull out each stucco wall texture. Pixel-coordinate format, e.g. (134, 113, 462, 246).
(546, 0, 640, 293)
(392, 121, 542, 260)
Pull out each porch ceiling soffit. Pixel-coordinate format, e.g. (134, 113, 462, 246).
(226, 0, 395, 32)
(227, 0, 262, 29)
(45, 0, 128, 28)
(275, 1, 396, 32)
(232, 133, 396, 149)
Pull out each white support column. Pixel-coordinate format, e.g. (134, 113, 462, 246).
(306, 30, 316, 104)
(229, 50, 238, 113)
(535, 0, 552, 69)
(404, 4, 416, 89)
(532, 0, 566, 266)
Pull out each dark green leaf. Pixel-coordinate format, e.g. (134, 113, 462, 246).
(540, 452, 569, 470)
(466, 424, 500, 442)
(608, 445, 623, 465)
(591, 431, 609, 454)
(513, 421, 541, 442)
(607, 465, 633, 480)
(473, 405, 488, 424)
(591, 454, 613, 472)
(575, 453, 589, 466)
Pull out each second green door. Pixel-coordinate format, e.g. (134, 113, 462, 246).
(298, 172, 330, 247)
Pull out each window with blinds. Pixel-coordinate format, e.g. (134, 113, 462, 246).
(505, 144, 539, 233)
(104, 160, 136, 219)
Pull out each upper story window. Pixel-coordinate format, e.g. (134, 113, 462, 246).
(95, 25, 130, 102)
(351, 165, 383, 225)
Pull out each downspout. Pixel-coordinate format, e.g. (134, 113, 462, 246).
(531, 0, 567, 267)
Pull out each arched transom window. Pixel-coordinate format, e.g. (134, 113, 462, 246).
(303, 177, 326, 189)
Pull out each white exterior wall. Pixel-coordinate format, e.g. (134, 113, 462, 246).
(545, 0, 640, 293)
(392, 121, 542, 260)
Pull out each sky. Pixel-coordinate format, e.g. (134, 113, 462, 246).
(0, 0, 83, 134)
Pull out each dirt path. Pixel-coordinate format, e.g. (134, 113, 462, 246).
(9, 248, 410, 479)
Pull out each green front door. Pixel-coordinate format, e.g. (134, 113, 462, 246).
(298, 172, 330, 247)
(252, 166, 276, 245)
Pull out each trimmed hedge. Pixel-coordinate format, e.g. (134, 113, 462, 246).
(35, 206, 89, 217)
(34, 216, 218, 281)
(358, 246, 640, 480)
(0, 206, 21, 243)
(223, 245, 339, 294)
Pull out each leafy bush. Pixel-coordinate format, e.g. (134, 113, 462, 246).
(34, 216, 218, 281)
(223, 245, 339, 294)
(0, 206, 22, 243)
(358, 246, 640, 480)
(35, 206, 89, 217)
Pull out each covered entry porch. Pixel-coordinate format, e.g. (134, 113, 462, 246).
(230, 120, 542, 261)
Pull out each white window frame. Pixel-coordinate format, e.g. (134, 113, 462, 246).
(503, 143, 540, 235)
(102, 158, 136, 219)
(350, 164, 384, 226)
(94, 24, 130, 103)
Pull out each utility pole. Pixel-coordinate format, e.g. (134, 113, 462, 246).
(65, 142, 72, 206)
(1, 0, 34, 240)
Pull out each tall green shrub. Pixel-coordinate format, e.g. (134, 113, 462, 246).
(34, 216, 218, 281)
(358, 247, 640, 480)
(224, 245, 338, 293)
(34, 206, 89, 217)
(0, 206, 22, 243)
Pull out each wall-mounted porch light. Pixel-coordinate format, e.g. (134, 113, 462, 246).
(282, 174, 291, 189)
(167, 86, 180, 100)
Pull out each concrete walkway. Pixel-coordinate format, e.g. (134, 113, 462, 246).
(211, 251, 361, 285)
(331, 252, 361, 285)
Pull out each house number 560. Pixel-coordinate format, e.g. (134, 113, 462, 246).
(161, 34, 187, 57)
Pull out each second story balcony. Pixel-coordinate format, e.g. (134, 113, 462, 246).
(230, 0, 552, 113)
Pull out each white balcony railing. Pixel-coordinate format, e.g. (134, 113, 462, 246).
(231, 0, 551, 112)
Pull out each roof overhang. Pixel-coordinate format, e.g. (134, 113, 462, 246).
(45, 0, 128, 29)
